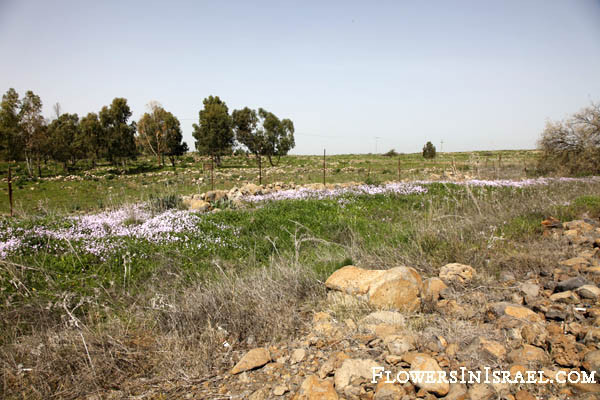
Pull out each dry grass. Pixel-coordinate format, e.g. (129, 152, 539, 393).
(1, 179, 600, 398)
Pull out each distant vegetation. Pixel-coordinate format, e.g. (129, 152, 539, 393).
(538, 101, 600, 175)
(422, 141, 436, 159)
(0, 89, 296, 174)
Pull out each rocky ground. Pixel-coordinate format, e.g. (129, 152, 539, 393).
(181, 216, 600, 400)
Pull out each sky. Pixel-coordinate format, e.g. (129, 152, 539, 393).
(1, 0, 599, 155)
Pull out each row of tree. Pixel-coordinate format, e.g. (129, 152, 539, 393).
(0, 89, 296, 176)
(0, 89, 187, 175)
(192, 95, 295, 167)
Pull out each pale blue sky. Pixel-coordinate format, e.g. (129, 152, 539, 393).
(1, 0, 599, 154)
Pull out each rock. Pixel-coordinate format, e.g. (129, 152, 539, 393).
(556, 276, 588, 292)
(273, 385, 288, 396)
(437, 299, 467, 316)
(241, 183, 261, 195)
(444, 383, 468, 400)
(374, 381, 406, 399)
(297, 375, 338, 400)
(584, 350, 600, 375)
(519, 282, 540, 298)
(188, 199, 210, 211)
(325, 265, 383, 295)
(439, 263, 476, 283)
(486, 302, 543, 323)
(291, 348, 306, 364)
(367, 267, 423, 312)
(515, 389, 536, 400)
(410, 353, 449, 396)
(560, 257, 591, 269)
(520, 323, 548, 347)
(325, 266, 423, 311)
(467, 383, 495, 400)
(569, 382, 600, 394)
(204, 190, 228, 202)
(231, 348, 271, 374)
(423, 277, 448, 302)
(360, 311, 406, 327)
(550, 334, 583, 367)
(318, 351, 350, 379)
(508, 344, 548, 365)
(577, 285, 600, 300)
(585, 328, 600, 344)
(478, 337, 507, 359)
(249, 388, 268, 400)
(334, 358, 379, 391)
(499, 271, 516, 282)
(550, 291, 580, 304)
(565, 220, 595, 232)
(384, 334, 416, 355)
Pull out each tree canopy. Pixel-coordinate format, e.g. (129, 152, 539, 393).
(137, 102, 186, 166)
(192, 95, 234, 164)
(422, 141, 436, 159)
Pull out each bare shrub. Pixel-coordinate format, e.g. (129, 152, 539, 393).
(538, 102, 600, 175)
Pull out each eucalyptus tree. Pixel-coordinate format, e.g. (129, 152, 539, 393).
(257, 108, 295, 166)
(0, 88, 22, 161)
(138, 101, 186, 166)
(99, 98, 137, 166)
(19, 90, 47, 176)
(192, 95, 233, 165)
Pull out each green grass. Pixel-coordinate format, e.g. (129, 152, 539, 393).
(0, 150, 540, 215)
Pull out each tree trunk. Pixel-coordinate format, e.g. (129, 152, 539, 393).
(36, 157, 41, 178)
(267, 154, 281, 167)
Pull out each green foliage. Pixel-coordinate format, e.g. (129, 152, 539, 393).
(422, 141, 436, 159)
(258, 108, 295, 166)
(99, 98, 138, 164)
(192, 96, 233, 164)
(383, 149, 398, 157)
(80, 112, 104, 162)
(137, 102, 187, 167)
(47, 113, 83, 168)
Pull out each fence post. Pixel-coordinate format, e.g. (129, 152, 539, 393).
(323, 149, 326, 185)
(258, 156, 262, 185)
(210, 157, 214, 191)
(397, 158, 401, 181)
(8, 166, 13, 217)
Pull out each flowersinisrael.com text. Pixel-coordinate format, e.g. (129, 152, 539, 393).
(372, 367, 597, 385)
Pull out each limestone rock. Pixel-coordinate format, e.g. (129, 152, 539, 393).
(291, 348, 306, 364)
(478, 337, 507, 359)
(508, 344, 548, 365)
(384, 334, 416, 355)
(550, 290, 580, 304)
(577, 285, 600, 300)
(297, 375, 338, 400)
(467, 383, 495, 400)
(231, 348, 271, 374)
(325, 266, 422, 311)
(486, 302, 543, 323)
(556, 276, 588, 292)
(334, 358, 379, 391)
(439, 263, 476, 283)
(374, 381, 405, 399)
(423, 277, 448, 302)
(410, 353, 449, 396)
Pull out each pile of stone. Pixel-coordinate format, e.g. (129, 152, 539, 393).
(181, 182, 362, 211)
(190, 216, 600, 399)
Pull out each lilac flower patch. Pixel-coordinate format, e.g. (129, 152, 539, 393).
(0, 205, 240, 260)
(241, 182, 429, 202)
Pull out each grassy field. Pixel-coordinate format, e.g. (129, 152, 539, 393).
(2, 150, 600, 398)
(0, 150, 539, 215)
